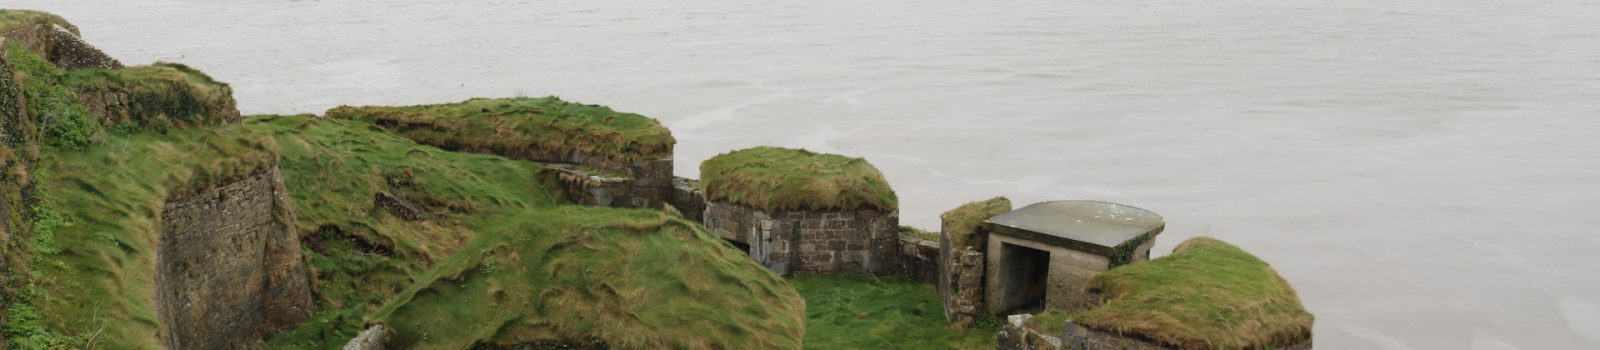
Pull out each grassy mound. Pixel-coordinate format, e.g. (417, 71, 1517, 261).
(1078, 237, 1313, 350)
(63, 62, 240, 127)
(793, 275, 995, 349)
(325, 97, 675, 162)
(373, 208, 803, 349)
(699, 147, 897, 212)
(939, 197, 1011, 251)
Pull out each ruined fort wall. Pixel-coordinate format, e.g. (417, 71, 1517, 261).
(892, 235, 940, 283)
(155, 165, 311, 349)
(703, 201, 898, 276)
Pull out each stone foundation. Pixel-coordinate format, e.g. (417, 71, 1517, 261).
(155, 165, 312, 349)
(543, 163, 672, 209)
(703, 201, 898, 275)
(997, 314, 1063, 350)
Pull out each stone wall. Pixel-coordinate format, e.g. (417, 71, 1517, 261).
(45, 24, 120, 70)
(997, 314, 1063, 350)
(940, 247, 986, 328)
(155, 165, 312, 349)
(0, 23, 121, 70)
(985, 234, 1111, 314)
(703, 200, 898, 276)
(543, 163, 672, 209)
(892, 235, 940, 283)
(669, 177, 705, 223)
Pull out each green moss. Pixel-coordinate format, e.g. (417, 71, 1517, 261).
(0, 9, 77, 36)
(6, 43, 99, 148)
(939, 197, 1011, 251)
(1078, 237, 1314, 350)
(792, 275, 996, 349)
(325, 97, 675, 162)
(699, 147, 897, 212)
(62, 62, 238, 128)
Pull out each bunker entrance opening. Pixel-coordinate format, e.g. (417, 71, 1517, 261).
(997, 242, 1049, 315)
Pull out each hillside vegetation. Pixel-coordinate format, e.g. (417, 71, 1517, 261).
(326, 97, 675, 162)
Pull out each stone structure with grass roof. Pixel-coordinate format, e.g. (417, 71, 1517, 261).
(699, 147, 900, 275)
(981, 200, 1164, 315)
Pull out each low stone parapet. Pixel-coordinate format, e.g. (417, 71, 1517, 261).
(704, 200, 898, 276)
(893, 234, 940, 283)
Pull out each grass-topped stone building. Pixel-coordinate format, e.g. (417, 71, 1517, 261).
(699, 146, 900, 276)
(326, 97, 677, 209)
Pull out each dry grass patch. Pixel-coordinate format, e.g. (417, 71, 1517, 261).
(699, 147, 896, 212)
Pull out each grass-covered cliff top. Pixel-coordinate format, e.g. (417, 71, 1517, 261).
(63, 62, 240, 127)
(940, 196, 1011, 251)
(700, 147, 897, 212)
(9, 114, 804, 349)
(325, 97, 675, 162)
(7, 43, 100, 148)
(1078, 237, 1313, 350)
(0, 9, 77, 36)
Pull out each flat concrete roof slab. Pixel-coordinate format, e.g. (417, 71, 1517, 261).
(983, 201, 1164, 255)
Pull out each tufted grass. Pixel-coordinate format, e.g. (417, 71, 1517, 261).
(793, 275, 996, 349)
(1078, 237, 1314, 350)
(325, 97, 675, 162)
(699, 147, 897, 212)
(939, 196, 1010, 252)
(6, 43, 100, 148)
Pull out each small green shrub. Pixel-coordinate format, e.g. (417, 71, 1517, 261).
(6, 43, 101, 149)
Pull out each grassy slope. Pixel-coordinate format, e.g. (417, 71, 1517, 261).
(325, 97, 675, 161)
(793, 275, 994, 350)
(246, 115, 801, 349)
(1079, 237, 1313, 350)
(699, 147, 897, 212)
(939, 197, 1010, 251)
(6, 44, 99, 149)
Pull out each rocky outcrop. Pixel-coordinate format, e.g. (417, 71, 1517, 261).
(155, 165, 312, 349)
(70, 63, 242, 128)
(342, 324, 388, 350)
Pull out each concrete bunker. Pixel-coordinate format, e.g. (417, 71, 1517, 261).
(155, 165, 312, 349)
(982, 200, 1163, 314)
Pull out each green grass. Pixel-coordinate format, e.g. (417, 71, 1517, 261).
(939, 197, 1010, 251)
(7, 43, 100, 148)
(1078, 237, 1313, 350)
(700, 147, 897, 212)
(62, 62, 238, 128)
(0, 9, 77, 36)
(9, 113, 805, 348)
(793, 275, 996, 350)
(325, 97, 675, 162)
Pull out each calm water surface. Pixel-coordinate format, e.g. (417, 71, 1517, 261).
(15, 0, 1600, 348)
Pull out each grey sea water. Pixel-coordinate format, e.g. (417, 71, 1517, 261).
(14, 0, 1600, 348)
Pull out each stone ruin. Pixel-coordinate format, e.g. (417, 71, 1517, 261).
(155, 164, 313, 349)
(544, 156, 674, 209)
(703, 200, 900, 276)
(981, 200, 1163, 314)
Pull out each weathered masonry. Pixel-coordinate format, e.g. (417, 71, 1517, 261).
(156, 165, 313, 349)
(704, 202, 900, 275)
(699, 147, 901, 276)
(981, 200, 1163, 315)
